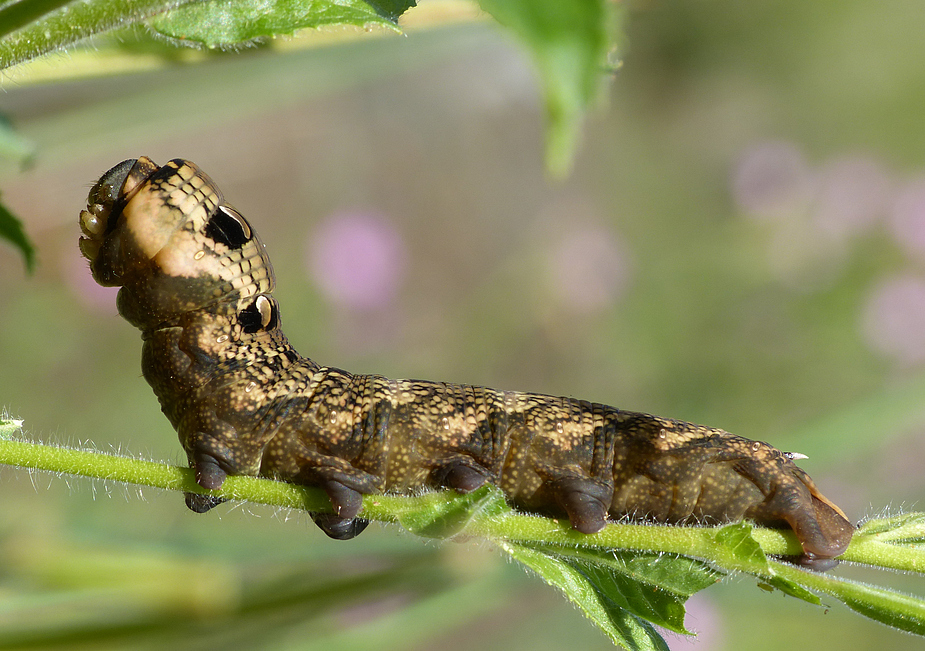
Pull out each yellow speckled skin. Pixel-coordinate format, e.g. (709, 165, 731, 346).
(79, 158, 854, 566)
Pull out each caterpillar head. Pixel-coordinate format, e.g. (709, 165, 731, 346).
(79, 157, 275, 330)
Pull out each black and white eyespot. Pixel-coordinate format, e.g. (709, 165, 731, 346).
(238, 295, 278, 333)
(205, 205, 253, 249)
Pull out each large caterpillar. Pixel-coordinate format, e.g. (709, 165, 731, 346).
(79, 157, 854, 568)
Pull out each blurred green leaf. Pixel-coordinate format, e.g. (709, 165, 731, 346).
(477, 0, 620, 174)
(0, 193, 35, 273)
(0, 539, 463, 650)
(0, 0, 620, 175)
(148, 0, 417, 47)
(0, 115, 36, 165)
(771, 560, 925, 637)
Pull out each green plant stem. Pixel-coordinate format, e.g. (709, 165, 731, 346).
(0, 436, 331, 512)
(0, 436, 920, 575)
(839, 535, 925, 573)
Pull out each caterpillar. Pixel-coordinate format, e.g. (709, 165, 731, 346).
(79, 157, 854, 569)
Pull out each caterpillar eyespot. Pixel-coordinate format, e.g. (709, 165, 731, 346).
(206, 205, 252, 249)
(80, 157, 855, 569)
(237, 295, 272, 333)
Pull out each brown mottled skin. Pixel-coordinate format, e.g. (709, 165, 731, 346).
(79, 158, 854, 567)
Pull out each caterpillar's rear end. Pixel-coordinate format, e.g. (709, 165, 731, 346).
(79, 157, 854, 570)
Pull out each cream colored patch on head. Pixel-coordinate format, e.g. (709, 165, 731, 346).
(123, 187, 188, 261)
(122, 182, 226, 280)
(153, 229, 219, 278)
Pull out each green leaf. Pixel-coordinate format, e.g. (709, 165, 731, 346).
(546, 546, 719, 633)
(0, 0, 74, 40)
(502, 542, 672, 650)
(834, 581, 925, 636)
(148, 0, 417, 48)
(760, 575, 822, 605)
(0, 193, 35, 273)
(600, 549, 722, 598)
(392, 484, 509, 539)
(0, 415, 24, 440)
(363, 0, 415, 23)
(0, 0, 418, 69)
(712, 521, 772, 571)
(477, 0, 621, 174)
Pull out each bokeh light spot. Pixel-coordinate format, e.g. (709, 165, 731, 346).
(862, 273, 925, 364)
(732, 141, 814, 219)
(888, 178, 925, 259)
(306, 211, 407, 311)
(812, 155, 891, 239)
(547, 226, 630, 314)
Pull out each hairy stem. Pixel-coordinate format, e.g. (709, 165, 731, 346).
(0, 435, 919, 576)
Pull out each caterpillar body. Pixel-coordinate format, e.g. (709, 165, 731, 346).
(79, 157, 854, 568)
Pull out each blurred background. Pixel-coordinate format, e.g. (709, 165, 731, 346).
(1, 0, 924, 648)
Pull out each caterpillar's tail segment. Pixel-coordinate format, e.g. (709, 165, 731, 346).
(788, 491, 855, 567)
(755, 466, 854, 569)
(787, 494, 854, 571)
